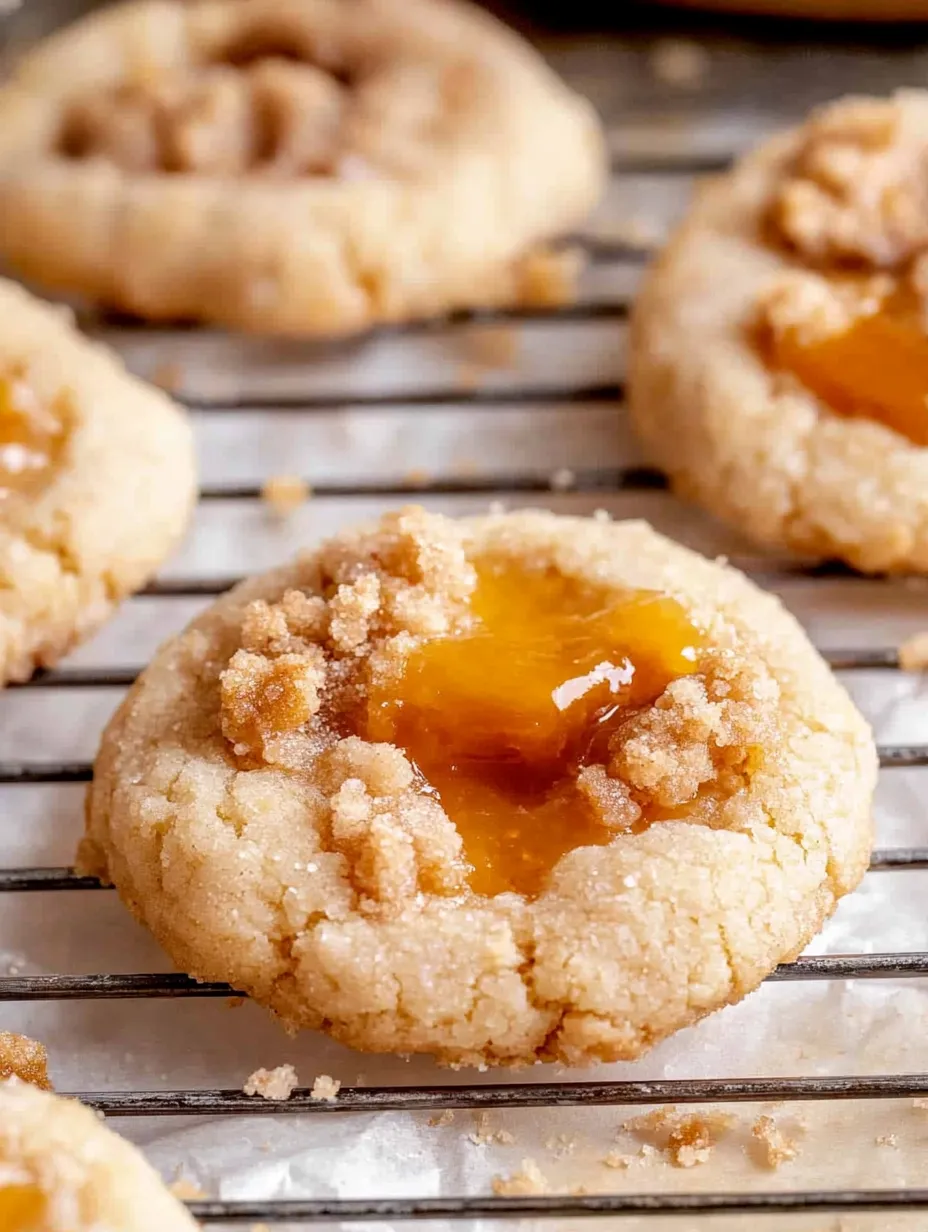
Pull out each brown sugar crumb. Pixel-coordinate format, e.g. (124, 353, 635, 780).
(262, 474, 311, 517)
(311, 1074, 341, 1102)
(428, 1109, 455, 1128)
(898, 631, 928, 671)
(876, 1134, 898, 1147)
(227, 995, 247, 1009)
(751, 1115, 799, 1168)
(0, 1033, 52, 1089)
(622, 1106, 735, 1168)
(243, 1063, 299, 1101)
(649, 40, 709, 88)
(492, 1158, 549, 1196)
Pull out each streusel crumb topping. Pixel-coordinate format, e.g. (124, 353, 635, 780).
(217, 506, 778, 902)
(56, 5, 480, 179)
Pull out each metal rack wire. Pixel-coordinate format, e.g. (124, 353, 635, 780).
(3, 4, 928, 1225)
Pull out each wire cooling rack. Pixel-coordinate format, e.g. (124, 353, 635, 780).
(4, 2, 928, 1225)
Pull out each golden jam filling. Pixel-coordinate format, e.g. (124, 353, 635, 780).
(768, 285, 928, 446)
(367, 564, 702, 897)
(0, 374, 65, 497)
(0, 1185, 46, 1231)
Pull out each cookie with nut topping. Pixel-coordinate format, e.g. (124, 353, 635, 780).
(82, 507, 875, 1067)
(0, 0, 605, 336)
(630, 90, 928, 575)
(0, 277, 195, 685)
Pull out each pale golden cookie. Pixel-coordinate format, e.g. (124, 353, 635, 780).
(83, 508, 875, 1067)
(630, 91, 928, 575)
(0, 277, 195, 684)
(0, 0, 605, 336)
(0, 1079, 197, 1231)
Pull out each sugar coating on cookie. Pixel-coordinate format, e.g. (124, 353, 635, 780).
(0, 1035, 51, 1090)
(630, 90, 928, 574)
(0, 1079, 197, 1230)
(0, 0, 604, 335)
(83, 508, 875, 1067)
(0, 277, 195, 684)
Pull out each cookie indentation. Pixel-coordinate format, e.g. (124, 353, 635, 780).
(55, 21, 449, 179)
(0, 370, 68, 498)
(367, 564, 702, 897)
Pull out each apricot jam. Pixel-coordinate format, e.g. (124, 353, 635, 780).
(367, 563, 702, 897)
(768, 286, 928, 446)
(0, 374, 64, 497)
(0, 1185, 45, 1231)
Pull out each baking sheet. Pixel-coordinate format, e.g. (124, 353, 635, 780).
(2, 13, 928, 1230)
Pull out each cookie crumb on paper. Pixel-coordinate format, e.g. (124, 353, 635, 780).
(751, 1115, 799, 1168)
(262, 475, 311, 517)
(311, 1074, 341, 1102)
(428, 1109, 455, 1127)
(243, 1064, 299, 1102)
(469, 1110, 515, 1145)
(492, 1158, 549, 1196)
(898, 631, 928, 671)
(876, 1133, 898, 1147)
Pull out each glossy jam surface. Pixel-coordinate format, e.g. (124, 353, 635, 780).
(0, 374, 65, 497)
(769, 287, 928, 446)
(0, 1185, 46, 1231)
(367, 563, 702, 897)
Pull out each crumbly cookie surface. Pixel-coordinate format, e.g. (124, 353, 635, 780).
(83, 508, 875, 1067)
(629, 90, 928, 574)
(0, 0, 604, 335)
(0, 277, 195, 684)
(0, 1079, 197, 1231)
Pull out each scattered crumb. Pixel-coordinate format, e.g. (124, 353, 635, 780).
(544, 1133, 577, 1158)
(752, 1115, 799, 1168)
(492, 1158, 549, 1196)
(876, 1134, 898, 1148)
(243, 1064, 299, 1102)
(899, 631, 928, 671)
(549, 467, 576, 493)
(261, 475, 311, 517)
(602, 1151, 636, 1169)
(151, 361, 184, 393)
(0, 1033, 52, 1090)
(622, 1107, 734, 1169)
(469, 1110, 515, 1145)
(428, 1109, 455, 1128)
(226, 996, 246, 1009)
(170, 1178, 208, 1200)
(649, 39, 709, 88)
(464, 324, 519, 370)
(310, 1074, 341, 1103)
(403, 468, 431, 489)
